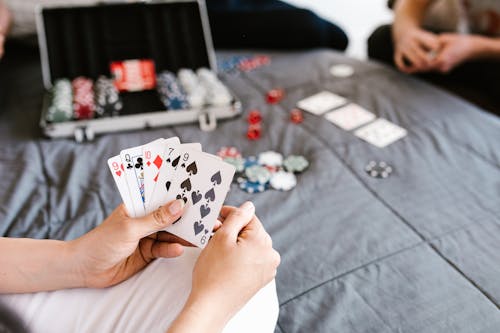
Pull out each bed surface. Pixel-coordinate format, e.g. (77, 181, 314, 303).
(0, 44, 499, 332)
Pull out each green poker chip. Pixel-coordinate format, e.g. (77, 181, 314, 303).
(223, 156, 245, 173)
(283, 155, 309, 173)
(245, 165, 271, 184)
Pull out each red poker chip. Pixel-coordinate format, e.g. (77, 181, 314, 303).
(266, 88, 284, 104)
(217, 146, 242, 159)
(246, 123, 262, 140)
(290, 108, 303, 124)
(247, 109, 262, 124)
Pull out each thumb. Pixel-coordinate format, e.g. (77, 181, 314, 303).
(132, 199, 185, 237)
(218, 201, 255, 242)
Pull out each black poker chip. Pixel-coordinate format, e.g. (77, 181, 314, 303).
(365, 161, 393, 179)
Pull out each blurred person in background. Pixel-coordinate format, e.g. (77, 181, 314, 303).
(368, 0, 500, 115)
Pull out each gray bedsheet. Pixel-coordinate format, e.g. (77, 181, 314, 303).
(0, 44, 499, 332)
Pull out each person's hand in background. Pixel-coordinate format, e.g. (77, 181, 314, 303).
(0, 1, 12, 59)
(431, 33, 500, 73)
(393, 26, 441, 73)
(168, 202, 280, 333)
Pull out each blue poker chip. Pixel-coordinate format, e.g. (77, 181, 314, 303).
(244, 156, 259, 168)
(238, 178, 270, 193)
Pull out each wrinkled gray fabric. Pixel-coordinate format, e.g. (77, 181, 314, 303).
(0, 46, 499, 332)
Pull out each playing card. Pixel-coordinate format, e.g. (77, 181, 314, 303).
(120, 139, 163, 217)
(324, 103, 376, 131)
(297, 91, 347, 115)
(108, 155, 136, 217)
(354, 118, 407, 148)
(164, 150, 236, 248)
(143, 137, 180, 206)
(146, 143, 202, 214)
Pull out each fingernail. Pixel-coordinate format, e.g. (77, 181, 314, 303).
(240, 201, 254, 212)
(168, 199, 184, 215)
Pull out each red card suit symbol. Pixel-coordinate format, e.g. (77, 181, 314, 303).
(116, 170, 122, 177)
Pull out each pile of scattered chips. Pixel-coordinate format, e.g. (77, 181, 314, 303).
(218, 147, 309, 193)
(72, 77, 96, 120)
(95, 76, 123, 117)
(47, 79, 73, 123)
(218, 55, 271, 74)
(245, 109, 263, 140)
(365, 161, 393, 179)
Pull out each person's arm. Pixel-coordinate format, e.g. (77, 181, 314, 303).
(168, 202, 280, 333)
(0, 199, 187, 293)
(392, 0, 440, 73)
(431, 34, 500, 72)
(0, 0, 12, 58)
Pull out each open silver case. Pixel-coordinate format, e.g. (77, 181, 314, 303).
(36, 0, 241, 142)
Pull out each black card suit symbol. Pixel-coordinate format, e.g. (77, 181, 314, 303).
(126, 163, 133, 169)
(194, 221, 204, 236)
(135, 157, 143, 170)
(176, 194, 188, 204)
(200, 204, 211, 219)
(204, 188, 215, 202)
(186, 162, 198, 175)
(171, 156, 180, 168)
(191, 191, 202, 205)
(181, 163, 186, 168)
(166, 158, 171, 163)
(204, 229, 209, 234)
(180, 178, 192, 192)
(211, 171, 222, 185)
(165, 181, 171, 191)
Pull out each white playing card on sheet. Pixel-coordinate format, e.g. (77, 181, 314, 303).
(143, 137, 180, 206)
(297, 91, 347, 115)
(324, 103, 376, 131)
(163, 150, 235, 248)
(354, 118, 407, 148)
(108, 155, 136, 217)
(146, 143, 202, 214)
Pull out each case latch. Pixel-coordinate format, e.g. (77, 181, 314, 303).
(198, 110, 217, 132)
(74, 127, 95, 143)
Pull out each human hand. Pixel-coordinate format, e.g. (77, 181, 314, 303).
(70, 199, 190, 288)
(168, 202, 280, 332)
(0, 1, 12, 59)
(393, 27, 440, 73)
(430, 33, 481, 73)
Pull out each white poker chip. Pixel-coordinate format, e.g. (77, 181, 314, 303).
(223, 157, 245, 173)
(258, 151, 283, 167)
(330, 64, 354, 78)
(283, 155, 309, 173)
(270, 171, 297, 191)
(245, 165, 272, 184)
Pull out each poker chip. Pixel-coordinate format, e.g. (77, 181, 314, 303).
(47, 79, 73, 123)
(247, 109, 262, 124)
(283, 155, 309, 173)
(217, 146, 242, 159)
(95, 76, 123, 117)
(365, 161, 393, 179)
(245, 165, 272, 184)
(290, 108, 304, 124)
(72, 77, 96, 120)
(196, 68, 232, 106)
(270, 171, 297, 191)
(244, 156, 259, 168)
(178, 68, 207, 108)
(266, 88, 284, 104)
(224, 157, 245, 173)
(330, 64, 354, 78)
(157, 71, 189, 110)
(238, 178, 269, 193)
(246, 123, 262, 140)
(258, 151, 283, 167)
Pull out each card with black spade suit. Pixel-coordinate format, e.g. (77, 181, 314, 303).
(164, 149, 235, 248)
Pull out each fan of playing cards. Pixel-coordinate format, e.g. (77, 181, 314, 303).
(108, 138, 236, 248)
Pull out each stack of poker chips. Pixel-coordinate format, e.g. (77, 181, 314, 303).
(95, 76, 123, 117)
(72, 77, 96, 120)
(196, 68, 232, 106)
(177, 68, 207, 108)
(46, 79, 73, 123)
(156, 71, 189, 110)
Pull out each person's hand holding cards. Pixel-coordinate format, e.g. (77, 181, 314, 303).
(108, 137, 236, 248)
